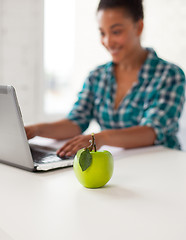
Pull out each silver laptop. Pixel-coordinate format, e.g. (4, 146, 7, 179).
(0, 85, 74, 171)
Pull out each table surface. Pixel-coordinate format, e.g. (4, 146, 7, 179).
(0, 142, 186, 240)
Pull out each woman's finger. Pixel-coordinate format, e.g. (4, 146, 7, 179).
(56, 137, 80, 155)
(57, 135, 91, 157)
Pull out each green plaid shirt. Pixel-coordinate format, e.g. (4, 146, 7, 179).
(68, 48, 185, 149)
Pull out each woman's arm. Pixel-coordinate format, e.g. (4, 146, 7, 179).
(97, 126, 156, 149)
(25, 119, 81, 140)
(57, 125, 156, 157)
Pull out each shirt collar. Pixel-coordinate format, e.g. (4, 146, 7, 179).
(145, 47, 158, 60)
(106, 48, 158, 82)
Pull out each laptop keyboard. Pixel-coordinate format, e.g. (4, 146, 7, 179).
(30, 147, 72, 164)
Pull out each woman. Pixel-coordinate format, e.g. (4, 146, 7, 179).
(26, 0, 185, 157)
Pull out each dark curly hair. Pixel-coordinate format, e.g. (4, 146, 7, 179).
(97, 0, 144, 22)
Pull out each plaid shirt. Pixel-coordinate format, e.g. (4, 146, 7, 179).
(67, 48, 185, 149)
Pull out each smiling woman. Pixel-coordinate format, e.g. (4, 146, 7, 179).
(25, 0, 185, 156)
(97, 5, 147, 110)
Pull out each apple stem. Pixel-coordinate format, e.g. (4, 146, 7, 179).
(92, 133, 97, 152)
(87, 133, 97, 152)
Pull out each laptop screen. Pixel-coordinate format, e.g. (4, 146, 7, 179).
(0, 86, 34, 170)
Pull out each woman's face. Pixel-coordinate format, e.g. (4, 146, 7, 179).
(97, 8, 143, 64)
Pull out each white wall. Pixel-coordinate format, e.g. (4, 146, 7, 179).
(143, 0, 186, 73)
(0, 0, 44, 124)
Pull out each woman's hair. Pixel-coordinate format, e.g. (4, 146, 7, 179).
(97, 0, 144, 22)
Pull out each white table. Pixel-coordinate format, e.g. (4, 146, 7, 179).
(0, 144, 186, 240)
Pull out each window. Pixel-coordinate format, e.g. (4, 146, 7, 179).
(44, 0, 76, 115)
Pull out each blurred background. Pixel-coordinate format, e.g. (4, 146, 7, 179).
(0, 0, 186, 149)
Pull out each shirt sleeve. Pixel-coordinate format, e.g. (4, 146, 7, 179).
(67, 73, 94, 133)
(139, 66, 185, 145)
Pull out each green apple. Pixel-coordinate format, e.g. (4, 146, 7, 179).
(73, 134, 114, 188)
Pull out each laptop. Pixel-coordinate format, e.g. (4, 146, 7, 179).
(0, 85, 74, 171)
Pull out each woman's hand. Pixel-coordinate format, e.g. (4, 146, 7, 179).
(56, 133, 104, 157)
(25, 125, 38, 140)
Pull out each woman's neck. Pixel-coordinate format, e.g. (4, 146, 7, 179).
(116, 46, 148, 72)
